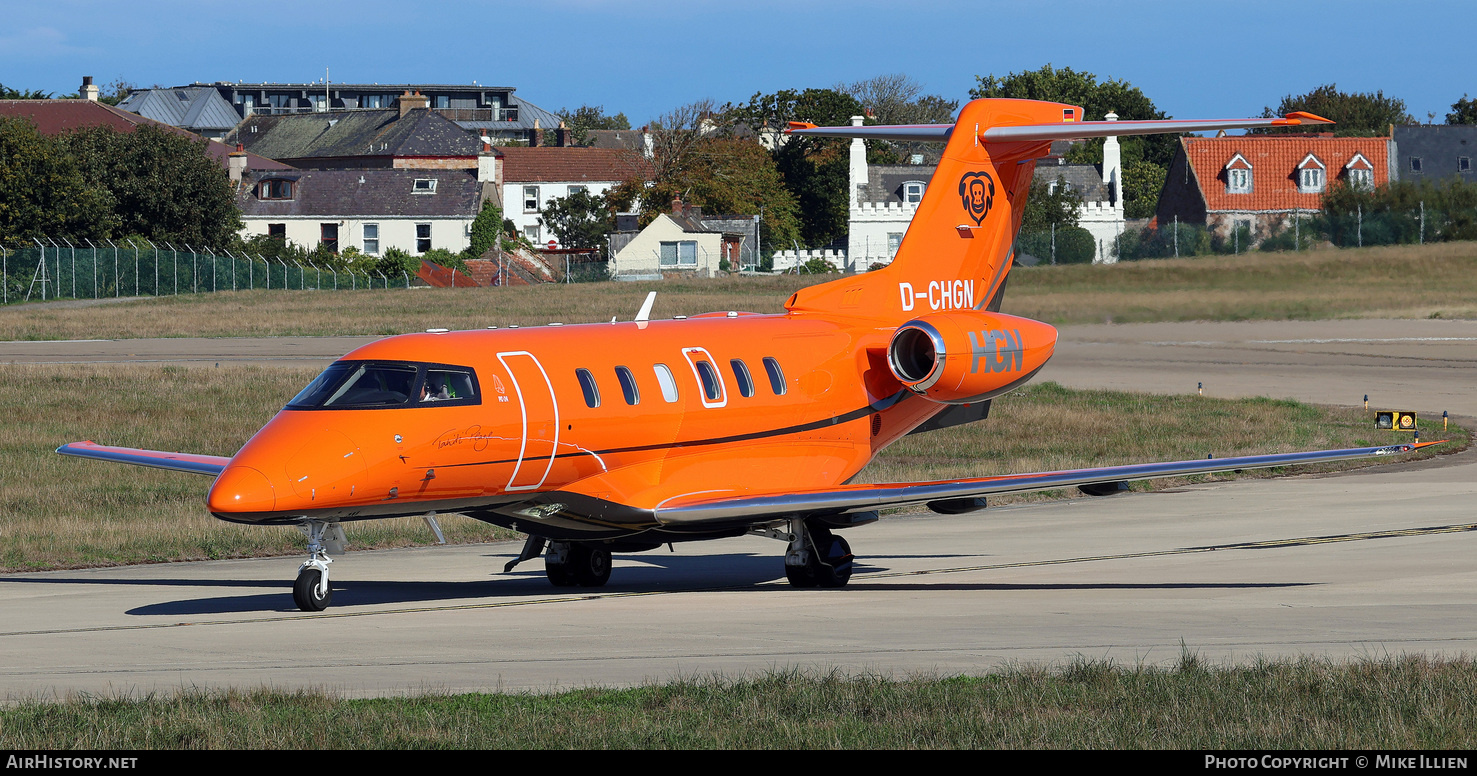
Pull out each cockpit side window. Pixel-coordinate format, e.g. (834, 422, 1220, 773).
(288, 361, 479, 410)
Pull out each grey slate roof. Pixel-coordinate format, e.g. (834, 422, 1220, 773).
(238, 169, 481, 218)
(117, 87, 241, 133)
(1034, 159, 1108, 201)
(228, 109, 479, 164)
(456, 96, 562, 133)
(858, 159, 1108, 204)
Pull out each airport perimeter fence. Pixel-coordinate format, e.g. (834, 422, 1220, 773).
(0, 239, 414, 305)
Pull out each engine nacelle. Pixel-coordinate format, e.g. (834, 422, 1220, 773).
(887, 311, 1058, 404)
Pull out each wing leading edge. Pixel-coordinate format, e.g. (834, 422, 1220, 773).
(653, 442, 1437, 526)
(56, 441, 229, 477)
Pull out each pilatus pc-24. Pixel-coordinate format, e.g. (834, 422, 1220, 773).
(60, 98, 1430, 611)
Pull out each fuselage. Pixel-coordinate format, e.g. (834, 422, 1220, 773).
(207, 307, 1057, 541)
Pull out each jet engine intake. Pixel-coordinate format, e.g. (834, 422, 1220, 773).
(887, 311, 1058, 404)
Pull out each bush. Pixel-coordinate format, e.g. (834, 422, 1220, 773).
(1115, 222, 1211, 260)
(1016, 226, 1096, 264)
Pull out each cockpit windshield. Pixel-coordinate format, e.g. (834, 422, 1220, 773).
(287, 361, 479, 410)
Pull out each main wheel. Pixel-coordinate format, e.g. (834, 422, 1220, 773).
(570, 544, 612, 587)
(293, 568, 332, 611)
(813, 535, 853, 588)
(785, 561, 818, 588)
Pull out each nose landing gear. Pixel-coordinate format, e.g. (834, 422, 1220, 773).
(292, 520, 346, 612)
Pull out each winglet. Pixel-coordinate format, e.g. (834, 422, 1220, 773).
(785, 121, 818, 133)
(1277, 111, 1335, 126)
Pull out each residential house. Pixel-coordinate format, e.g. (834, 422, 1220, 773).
(183, 81, 562, 144)
(610, 199, 757, 278)
(1156, 134, 1389, 243)
(114, 84, 241, 141)
(1390, 125, 1477, 184)
(236, 167, 490, 258)
(494, 146, 651, 245)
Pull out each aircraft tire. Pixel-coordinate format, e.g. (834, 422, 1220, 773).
(293, 568, 332, 611)
(545, 558, 578, 587)
(814, 536, 853, 588)
(571, 544, 612, 587)
(785, 562, 818, 588)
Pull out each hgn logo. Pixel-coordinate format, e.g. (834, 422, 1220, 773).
(968, 329, 1023, 374)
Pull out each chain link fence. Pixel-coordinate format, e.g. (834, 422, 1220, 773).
(0, 239, 414, 305)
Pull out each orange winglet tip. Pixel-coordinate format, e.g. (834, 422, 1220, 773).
(785, 121, 817, 133)
(1409, 440, 1445, 450)
(1280, 110, 1335, 125)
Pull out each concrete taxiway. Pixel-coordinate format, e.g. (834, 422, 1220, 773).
(1, 319, 1474, 699)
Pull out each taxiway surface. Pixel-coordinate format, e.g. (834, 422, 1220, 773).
(2, 319, 1474, 699)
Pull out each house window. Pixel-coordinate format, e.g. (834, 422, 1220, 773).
(435, 95, 450, 109)
(1227, 168, 1251, 193)
(1348, 168, 1373, 190)
(569, 185, 588, 196)
(902, 182, 925, 203)
(1298, 167, 1325, 194)
(260, 179, 293, 200)
(413, 179, 437, 194)
(416, 223, 432, 253)
(887, 233, 903, 258)
(1461, 157, 1471, 173)
(523, 185, 540, 212)
(659, 241, 698, 267)
(1411, 157, 1423, 173)
(320, 223, 339, 253)
(523, 224, 540, 243)
(363, 223, 379, 255)
(267, 223, 286, 241)
(308, 94, 326, 113)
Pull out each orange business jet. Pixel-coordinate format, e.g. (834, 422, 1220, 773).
(59, 99, 1429, 612)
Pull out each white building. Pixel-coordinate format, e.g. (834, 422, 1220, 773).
(494, 146, 650, 246)
(609, 201, 755, 278)
(775, 114, 1127, 270)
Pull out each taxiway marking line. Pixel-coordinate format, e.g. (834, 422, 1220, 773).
(4, 523, 1473, 638)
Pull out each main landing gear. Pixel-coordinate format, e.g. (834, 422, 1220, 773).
(293, 520, 347, 612)
(782, 518, 854, 588)
(504, 536, 613, 588)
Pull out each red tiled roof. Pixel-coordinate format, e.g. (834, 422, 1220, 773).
(0, 99, 291, 171)
(494, 146, 651, 183)
(1184, 135, 1389, 212)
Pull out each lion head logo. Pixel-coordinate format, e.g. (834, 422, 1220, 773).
(958, 172, 995, 226)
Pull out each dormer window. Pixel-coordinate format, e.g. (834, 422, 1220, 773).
(1297, 154, 1326, 194)
(1225, 153, 1253, 194)
(413, 178, 437, 194)
(1345, 153, 1375, 190)
(260, 179, 293, 200)
(902, 181, 925, 203)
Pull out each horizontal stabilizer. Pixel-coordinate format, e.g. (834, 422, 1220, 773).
(654, 442, 1434, 526)
(57, 441, 229, 477)
(786, 113, 1333, 144)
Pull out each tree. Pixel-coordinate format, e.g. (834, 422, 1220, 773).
(1019, 175, 1083, 236)
(972, 65, 1172, 217)
(0, 84, 52, 99)
(541, 188, 612, 253)
(837, 74, 958, 163)
(1257, 84, 1414, 136)
(682, 137, 801, 252)
(1448, 95, 1477, 125)
(61, 125, 241, 250)
(465, 201, 506, 258)
(557, 104, 631, 146)
(0, 117, 115, 242)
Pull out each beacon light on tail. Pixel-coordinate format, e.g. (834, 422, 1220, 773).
(59, 97, 1412, 613)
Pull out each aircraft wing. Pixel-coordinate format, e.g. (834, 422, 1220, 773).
(56, 441, 229, 477)
(653, 442, 1435, 527)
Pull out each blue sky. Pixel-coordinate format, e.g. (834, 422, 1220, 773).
(3, 0, 1472, 125)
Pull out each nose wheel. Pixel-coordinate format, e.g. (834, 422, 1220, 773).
(292, 520, 344, 611)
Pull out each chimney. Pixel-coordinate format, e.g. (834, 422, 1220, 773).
(671, 195, 684, 216)
(557, 120, 572, 147)
(80, 76, 99, 102)
(477, 141, 497, 184)
(228, 143, 248, 186)
(397, 89, 429, 119)
(531, 118, 544, 148)
(641, 127, 654, 159)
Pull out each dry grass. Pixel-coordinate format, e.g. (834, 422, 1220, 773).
(2, 365, 1462, 572)
(5, 656, 1477, 748)
(1, 242, 1474, 340)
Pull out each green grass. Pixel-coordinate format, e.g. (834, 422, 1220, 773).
(4, 656, 1476, 748)
(2, 365, 1463, 572)
(1, 242, 1474, 340)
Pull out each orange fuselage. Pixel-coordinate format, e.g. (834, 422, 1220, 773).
(207, 309, 1057, 540)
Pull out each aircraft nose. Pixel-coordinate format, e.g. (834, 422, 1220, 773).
(208, 465, 277, 515)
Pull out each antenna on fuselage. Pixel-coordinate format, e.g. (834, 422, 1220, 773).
(634, 291, 657, 323)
